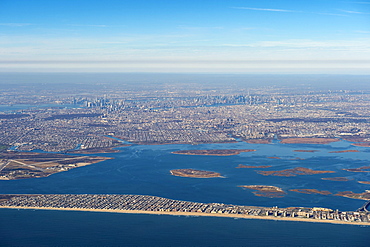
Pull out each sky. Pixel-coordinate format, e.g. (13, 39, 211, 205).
(0, 0, 370, 74)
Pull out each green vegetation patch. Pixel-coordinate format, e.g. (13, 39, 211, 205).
(0, 144, 10, 152)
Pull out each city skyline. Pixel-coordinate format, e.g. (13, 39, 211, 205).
(0, 0, 370, 74)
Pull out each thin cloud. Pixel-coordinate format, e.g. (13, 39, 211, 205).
(221, 39, 370, 50)
(69, 24, 107, 27)
(0, 23, 32, 27)
(1, 59, 369, 65)
(338, 9, 367, 14)
(231, 7, 296, 12)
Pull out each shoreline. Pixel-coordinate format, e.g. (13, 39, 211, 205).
(1, 206, 369, 226)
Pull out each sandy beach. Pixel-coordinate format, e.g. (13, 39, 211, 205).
(1, 206, 369, 226)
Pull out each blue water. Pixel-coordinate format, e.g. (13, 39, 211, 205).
(0, 208, 369, 247)
(1, 140, 370, 246)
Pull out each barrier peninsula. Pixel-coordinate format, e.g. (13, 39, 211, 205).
(0, 194, 369, 226)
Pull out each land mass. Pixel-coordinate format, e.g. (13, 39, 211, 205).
(290, 189, 332, 195)
(341, 136, 369, 143)
(335, 191, 370, 201)
(280, 138, 339, 144)
(239, 185, 286, 198)
(328, 150, 359, 153)
(2, 194, 368, 225)
(343, 166, 370, 172)
(172, 149, 256, 156)
(236, 164, 272, 169)
(170, 169, 221, 178)
(358, 181, 370, 185)
(0, 152, 111, 180)
(351, 142, 370, 147)
(257, 167, 335, 177)
(245, 139, 271, 144)
(321, 177, 350, 181)
(0, 144, 10, 152)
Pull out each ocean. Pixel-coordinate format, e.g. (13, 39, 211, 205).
(1, 139, 370, 246)
(1, 208, 369, 247)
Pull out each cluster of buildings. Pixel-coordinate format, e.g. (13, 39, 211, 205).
(0, 194, 368, 224)
(0, 108, 119, 152)
(1, 84, 370, 152)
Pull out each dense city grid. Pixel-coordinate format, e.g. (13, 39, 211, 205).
(1, 82, 370, 152)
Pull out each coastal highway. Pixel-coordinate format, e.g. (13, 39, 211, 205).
(0, 159, 9, 172)
(357, 201, 370, 212)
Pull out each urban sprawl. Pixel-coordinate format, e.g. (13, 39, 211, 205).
(1, 83, 370, 152)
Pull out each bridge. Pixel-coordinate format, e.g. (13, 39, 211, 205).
(356, 201, 370, 212)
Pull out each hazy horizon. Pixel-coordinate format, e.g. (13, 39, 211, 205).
(1, 73, 370, 91)
(1, 0, 369, 74)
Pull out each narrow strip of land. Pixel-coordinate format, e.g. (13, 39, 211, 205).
(0, 194, 369, 226)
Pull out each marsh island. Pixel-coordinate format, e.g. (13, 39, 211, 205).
(239, 185, 287, 198)
(172, 149, 255, 156)
(257, 167, 335, 177)
(170, 169, 221, 178)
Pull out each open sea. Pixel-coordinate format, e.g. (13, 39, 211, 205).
(1, 139, 370, 246)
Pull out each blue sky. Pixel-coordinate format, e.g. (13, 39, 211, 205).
(0, 0, 370, 73)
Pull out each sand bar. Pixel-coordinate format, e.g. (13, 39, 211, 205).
(358, 181, 370, 185)
(322, 177, 350, 181)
